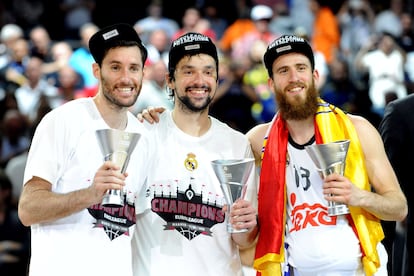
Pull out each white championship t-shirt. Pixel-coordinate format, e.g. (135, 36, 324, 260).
(24, 98, 154, 276)
(132, 110, 257, 276)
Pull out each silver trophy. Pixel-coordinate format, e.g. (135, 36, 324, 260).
(96, 129, 141, 207)
(305, 140, 350, 216)
(211, 158, 255, 233)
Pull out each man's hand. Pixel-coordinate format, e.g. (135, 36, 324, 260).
(323, 173, 362, 206)
(228, 199, 258, 249)
(136, 106, 166, 123)
(88, 161, 126, 204)
(229, 199, 257, 232)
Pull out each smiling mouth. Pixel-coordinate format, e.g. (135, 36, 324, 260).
(118, 87, 133, 92)
(186, 86, 210, 94)
(286, 83, 305, 94)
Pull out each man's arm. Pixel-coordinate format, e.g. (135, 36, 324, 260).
(18, 161, 126, 226)
(323, 115, 407, 221)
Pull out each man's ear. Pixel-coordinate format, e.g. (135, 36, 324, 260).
(166, 74, 175, 90)
(92, 63, 100, 79)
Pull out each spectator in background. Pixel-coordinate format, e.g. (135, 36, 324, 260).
(172, 7, 216, 41)
(0, 169, 30, 276)
(336, 0, 375, 83)
(289, 0, 314, 37)
(145, 28, 170, 65)
(210, 56, 258, 133)
(29, 25, 54, 63)
(397, 12, 414, 53)
(218, 8, 256, 56)
(42, 41, 84, 89)
(59, 0, 96, 40)
(320, 57, 357, 112)
(0, 109, 30, 168)
(374, 0, 403, 38)
(0, 24, 24, 94)
(268, 1, 296, 36)
(398, 12, 414, 93)
(133, 0, 179, 44)
(1, 37, 30, 91)
(355, 32, 407, 116)
(69, 22, 98, 92)
(0, 89, 18, 121)
(14, 56, 59, 125)
(348, 86, 382, 129)
(231, 4, 278, 61)
(131, 59, 172, 114)
(294, 26, 329, 89)
(202, 1, 228, 40)
(5, 148, 29, 208)
(7, 38, 30, 77)
(0, 24, 24, 74)
(309, 0, 340, 65)
(55, 65, 84, 104)
(243, 39, 276, 123)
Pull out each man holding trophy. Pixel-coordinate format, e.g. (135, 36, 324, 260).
(247, 35, 408, 275)
(18, 23, 153, 276)
(131, 32, 258, 276)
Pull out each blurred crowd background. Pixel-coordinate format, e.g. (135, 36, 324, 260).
(0, 0, 413, 275)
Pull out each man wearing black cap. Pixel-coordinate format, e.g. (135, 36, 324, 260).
(18, 23, 153, 276)
(247, 34, 407, 275)
(131, 32, 258, 275)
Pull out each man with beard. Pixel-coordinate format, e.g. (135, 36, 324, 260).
(131, 32, 258, 276)
(18, 23, 154, 276)
(248, 35, 407, 275)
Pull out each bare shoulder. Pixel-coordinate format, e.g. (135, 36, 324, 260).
(246, 123, 271, 159)
(246, 123, 271, 144)
(347, 113, 384, 154)
(347, 113, 378, 136)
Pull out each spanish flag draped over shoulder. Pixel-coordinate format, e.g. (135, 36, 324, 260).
(253, 98, 384, 276)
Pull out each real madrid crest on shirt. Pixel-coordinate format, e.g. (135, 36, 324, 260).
(184, 152, 198, 171)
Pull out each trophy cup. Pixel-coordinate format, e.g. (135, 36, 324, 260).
(305, 140, 350, 216)
(96, 129, 141, 207)
(211, 158, 255, 233)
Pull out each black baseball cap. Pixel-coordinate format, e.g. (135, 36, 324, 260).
(89, 23, 147, 65)
(263, 35, 315, 75)
(168, 32, 218, 74)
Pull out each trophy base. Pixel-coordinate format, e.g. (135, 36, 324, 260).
(227, 224, 249, 233)
(102, 193, 124, 207)
(328, 204, 350, 216)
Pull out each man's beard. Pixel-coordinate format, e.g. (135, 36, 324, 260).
(101, 75, 139, 108)
(276, 80, 319, 120)
(176, 91, 212, 113)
